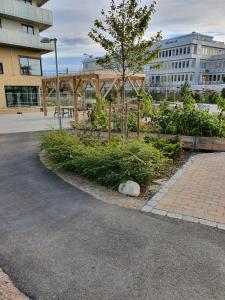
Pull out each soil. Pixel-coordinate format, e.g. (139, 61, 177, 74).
(0, 269, 29, 300)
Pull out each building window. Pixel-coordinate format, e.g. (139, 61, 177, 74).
(182, 61, 186, 68)
(172, 49, 175, 56)
(186, 61, 190, 68)
(5, 86, 39, 107)
(0, 19, 2, 29)
(179, 62, 182, 68)
(23, 0, 32, 3)
(176, 48, 179, 56)
(169, 50, 172, 57)
(187, 46, 191, 54)
(180, 48, 183, 55)
(22, 24, 34, 35)
(183, 47, 186, 55)
(20, 57, 42, 76)
(0, 63, 3, 74)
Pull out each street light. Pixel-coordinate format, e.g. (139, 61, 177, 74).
(41, 37, 62, 130)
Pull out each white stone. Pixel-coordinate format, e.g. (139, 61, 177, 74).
(118, 181, 140, 197)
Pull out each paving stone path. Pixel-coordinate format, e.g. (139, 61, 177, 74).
(143, 153, 225, 229)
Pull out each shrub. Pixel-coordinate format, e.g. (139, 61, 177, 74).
(154, 107, 223, 137)
(144, 136, 183, 160)
(41, 131, 169, 188)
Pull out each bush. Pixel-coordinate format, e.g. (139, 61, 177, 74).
(41, 131, 169, 188)
(144, 136, 183, 160)
(154, 106, 223, 137)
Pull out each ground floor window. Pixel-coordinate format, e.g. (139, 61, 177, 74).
(5, 86, 40, 107)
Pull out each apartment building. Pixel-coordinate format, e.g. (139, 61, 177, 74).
(83, 32, 225, 92)
(0, 0, 53, 109)
(146, 32, 225, 91)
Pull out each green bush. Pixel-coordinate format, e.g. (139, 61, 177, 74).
(144, 136, 183, 160)
(154, 106, 223, 137)
(41, 131, 169, 188)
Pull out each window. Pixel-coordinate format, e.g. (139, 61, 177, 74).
(23, 0, 32, 3)
(175, 62, 178, 69)
(180, 48, 183, 55)
(182, 61, 186, 68)
(0, 19, 2, 29)
(5, 86, 39, 107)
(183, 47, 186, 55)
(179, 62, 182, 68)
(187, 46, 191, 54)
(176, 48, 179, 56)
(22, 24, 34, 35)
(20, 57, 42, 76)
(172, 49, 175, 56)
(186, 61, 190, 68)
(165, 50, 168, 57)
(169, 50, 172, 57)
(0, 63, 3, 74)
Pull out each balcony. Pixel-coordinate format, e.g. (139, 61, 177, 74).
(0, 0, 53, 31)
(0, 28, 54, 52)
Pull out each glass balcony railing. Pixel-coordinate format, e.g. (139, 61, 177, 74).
(0, 28, 54, 52)
(0, 0, 53, 30)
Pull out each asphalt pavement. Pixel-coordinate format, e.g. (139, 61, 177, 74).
(0, 132, 225, 300)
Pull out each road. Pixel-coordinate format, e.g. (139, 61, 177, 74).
(0, 132, 225, 300)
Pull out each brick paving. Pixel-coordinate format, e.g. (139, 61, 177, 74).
(143, 153, 225, 228)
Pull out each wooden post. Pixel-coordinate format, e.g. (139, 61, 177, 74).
(137, 102, 140, 139)
(108, 102, 112, 141)
(73, 79, 79, 123)
(42, 83, 48, 117)
(125, 102, 128, 138)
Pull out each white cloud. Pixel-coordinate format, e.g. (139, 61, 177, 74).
(42, 0, 225, 70)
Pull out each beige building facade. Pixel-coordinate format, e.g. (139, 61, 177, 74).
(0, 0, 53, 110)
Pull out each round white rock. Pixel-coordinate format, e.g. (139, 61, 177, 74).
(118, 180, 140, 197)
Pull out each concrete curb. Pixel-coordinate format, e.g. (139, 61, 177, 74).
(142, 152, 225, 231)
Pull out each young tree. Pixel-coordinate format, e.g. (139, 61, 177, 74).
(180, 82, 196, 111)
(89, 0, 161, 136)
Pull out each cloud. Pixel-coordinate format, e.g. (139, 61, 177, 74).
(60, 36, 92, 46)
(42, 0, 225, 71)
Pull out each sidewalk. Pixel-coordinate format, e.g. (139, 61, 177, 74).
(0, 112, 71, 134)
(143, 153, 225, 229)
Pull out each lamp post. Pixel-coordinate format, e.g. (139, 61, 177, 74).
(41, 37, 62, 130)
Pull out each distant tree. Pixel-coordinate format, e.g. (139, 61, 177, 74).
(180, 82, 196, 110)
(221, 88, 225, 99)
(89, 0, 162, 136)
(215, 93, 225, 132)
(194, 92, 205, 103)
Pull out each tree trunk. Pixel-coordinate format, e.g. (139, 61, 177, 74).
(121, 70, 126, 138)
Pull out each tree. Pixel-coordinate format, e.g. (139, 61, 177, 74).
(89, 0, 161, 136)
(180, 82, 196, 111)
(215, 93, 225, 132)
(221, 88, 225, 99)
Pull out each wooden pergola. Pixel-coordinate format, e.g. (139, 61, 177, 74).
(42, 70, 145, 123)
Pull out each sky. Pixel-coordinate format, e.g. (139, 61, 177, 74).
(42, 0, 225, 74)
